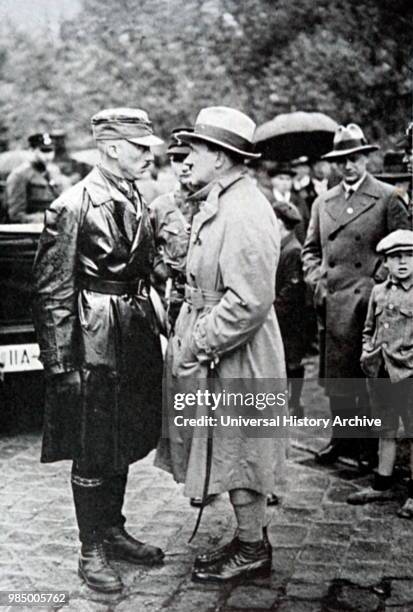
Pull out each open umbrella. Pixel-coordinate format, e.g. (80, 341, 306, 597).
(254, 111, 338, 161)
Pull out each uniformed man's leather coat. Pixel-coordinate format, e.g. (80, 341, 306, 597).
(33, 167, 163, 472)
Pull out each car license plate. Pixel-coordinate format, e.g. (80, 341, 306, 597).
(0, 343, 43, 373)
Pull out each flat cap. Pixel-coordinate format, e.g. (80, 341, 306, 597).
(28, 132, 54, 151)
(272, 200, 302, 226)
(377, 230, 413, 255)
(91, 107, 163, 147)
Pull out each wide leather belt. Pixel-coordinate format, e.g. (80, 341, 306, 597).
(184, 284, 223, 310)
(79, 275, 147, 296)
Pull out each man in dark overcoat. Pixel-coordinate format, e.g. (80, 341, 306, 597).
(302, 123, 410, 465)
(32, 108, 165, 593)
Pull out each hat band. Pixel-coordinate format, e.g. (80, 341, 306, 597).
(93, 122, 153, 141)
(195, 124, 255, 153)
(333, 138, 368, 152)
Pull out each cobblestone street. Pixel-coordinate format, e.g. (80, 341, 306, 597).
(1, 360, 413, 612)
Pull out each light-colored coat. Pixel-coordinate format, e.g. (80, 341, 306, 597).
(302, 172, 410, 397)
(155, 169, 287, 497)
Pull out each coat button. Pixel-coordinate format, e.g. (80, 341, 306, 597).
(355, 262, 362, 268)
(355, 235, 361, 241)
(329, 261, 335, 268)
(354, 288, 361, 294)
(388, 304, 394, 310)
(347, 207, 354, 214)
(383, 322, 389, 329)
(328, 288, 335, 294)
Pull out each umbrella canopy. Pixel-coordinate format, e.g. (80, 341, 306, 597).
(254, 112, 338, 161)
(0, 150, 31, 177)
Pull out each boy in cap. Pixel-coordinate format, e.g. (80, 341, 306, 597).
(347, 230, 413, 518)
(33, 108, 165, 592)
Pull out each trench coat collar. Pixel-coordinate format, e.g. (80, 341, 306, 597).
(83, 166, 135, 207)
(325, 173, 381, 233)
(190, 168, 247, 239)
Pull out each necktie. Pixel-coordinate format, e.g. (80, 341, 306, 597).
(345, 188, 354, 200)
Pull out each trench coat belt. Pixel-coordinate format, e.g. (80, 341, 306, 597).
(184, 284, 223, 310)
(79, 274, 147, 296)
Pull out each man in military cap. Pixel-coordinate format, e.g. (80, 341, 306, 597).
(6, 133, 66, 223)
(33, 108, 165, 593)
(150, 127, 199, 331)
(156, 106, 287, 584)
(302, 123, 410, 466)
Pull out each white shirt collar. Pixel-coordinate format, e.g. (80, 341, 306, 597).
(343, 172, 367, 194)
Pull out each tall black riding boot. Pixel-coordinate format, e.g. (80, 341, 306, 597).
(71, 467, 123, 592)
(102, 471, 164, 566)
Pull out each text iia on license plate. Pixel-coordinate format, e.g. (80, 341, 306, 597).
(0, 344, 43, 373)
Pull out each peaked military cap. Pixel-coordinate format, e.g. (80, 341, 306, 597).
(91, 108, 163, 147)
(167, 127, 193, 157)
(28, 132, 54, 151)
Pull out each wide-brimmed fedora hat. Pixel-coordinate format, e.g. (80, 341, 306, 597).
(322, 124, 379, 160)
(178, 106, 261, 159)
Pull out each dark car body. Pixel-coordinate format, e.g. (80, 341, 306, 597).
(0, 223, 44, 430)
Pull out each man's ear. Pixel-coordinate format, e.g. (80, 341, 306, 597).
(106, 143, 119, 160)
(215, 149, 226, 169)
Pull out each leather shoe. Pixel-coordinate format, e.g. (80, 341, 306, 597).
(347, 486, 395, 505)
(190, 494, 217, 508)
(397, 498, 413, 519)
(104, 526, 164, 565)
(192, 538, 271, 583)
(315, 440, 343, 465)
(194, 526, 271, 569)
(78, 542, 123, 593)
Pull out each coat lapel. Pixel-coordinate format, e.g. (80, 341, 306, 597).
(326, 174, 379, 236)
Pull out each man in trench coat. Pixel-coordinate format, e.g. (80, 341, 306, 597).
(155, 106, 287, 584)
(32, 108, 165, 593)
(302, 124, 410, 465)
